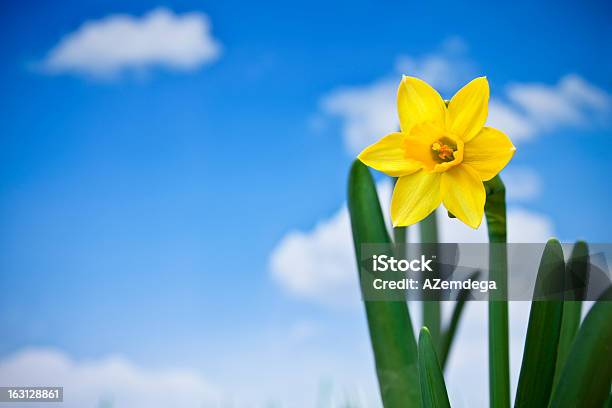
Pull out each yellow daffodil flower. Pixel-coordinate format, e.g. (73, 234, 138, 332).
(358, 76, 515, 229)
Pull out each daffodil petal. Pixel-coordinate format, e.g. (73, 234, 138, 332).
(397, 76, 446, 134)
(463, 127, 516, 181)
(441, 164, 485, 229)
(447, 77, 489, 143)
(391, 171, 442, 227)
(358, 132, 423, 176)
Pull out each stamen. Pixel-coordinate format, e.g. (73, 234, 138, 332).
(430, 137, 457, 163)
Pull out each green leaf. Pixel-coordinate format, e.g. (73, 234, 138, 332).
(514, 239, 565, 408)
(419, 327, 451, 408)
(421, 211, 441, 353)
(549, 286, 612, 408)
(439, 270, 480, 369)
(553, 241, 589, 388)
(565, 240, 589, 301)
(484, 175, 510, 408)
(348, 160, 420, 407)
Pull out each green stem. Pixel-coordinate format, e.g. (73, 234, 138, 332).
(393, 177, 408, 246)
(421, 211, 441, 352)
(420, 211, 438, 243)
(394, 225, 407, 245)
(484, 176, 510, 408)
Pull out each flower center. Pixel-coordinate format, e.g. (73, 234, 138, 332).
(431, 137, 457, 163)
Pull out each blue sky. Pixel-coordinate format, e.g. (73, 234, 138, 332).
(0, 0, 611, 406)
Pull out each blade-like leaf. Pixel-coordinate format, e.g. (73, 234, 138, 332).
(419, 327, 451, 408)
(484, 175, 510, 408)
(348, 160, 420, 407)
(553, 241, 589, 388)
(565, 240, 589, 301)
(421, 212, 441, 352)
(439, 270, 480, 369)
(549, 286, 612, 408)
(514, 239, 565, 408)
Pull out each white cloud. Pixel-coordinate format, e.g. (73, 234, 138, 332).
(320, 39, 476, 154)
(501, 167, 542, 202)
(436, 206, 554, 244)
(270, 178, 553, 307)
(487, 100, 535, 141)
(321, 79, 399, 155)
(489, 74, 612, 141)
(507, 74, 611, 128)
(394, 37, 475, 94)
(319, 40, 611, 152)
(0, 348, 219, 408)
(269, 181, 392, 307)
(507, 207, 555, 242)
(40, 8, 221, 78)
(269, 205, 357, 306)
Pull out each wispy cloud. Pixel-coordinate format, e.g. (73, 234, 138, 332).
(502, 167, 543, 202)
(269, 181, 393, 307)
(0, 348, 219, 408)
(320, 81, 398, 158)
(319, 38, 475, 154)
(492, 74, 612, 141)
(39, 8, 221, 79)
(319, 39, 611, 154)
(394, 37, 476, 94)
